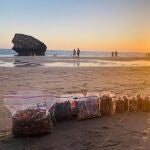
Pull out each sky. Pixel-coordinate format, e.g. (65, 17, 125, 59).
(0, 0, 150, 52)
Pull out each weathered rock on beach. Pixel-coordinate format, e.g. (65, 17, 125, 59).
(12, 34, 47, 56)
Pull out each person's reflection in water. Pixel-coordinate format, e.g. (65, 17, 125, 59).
(77, 61, 80, 67)
(13, 58, 41, 67)
(73, 60, 76, 67)
(73, 60, 80, 67)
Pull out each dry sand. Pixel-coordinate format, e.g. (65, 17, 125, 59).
(0, 56, 150, 150)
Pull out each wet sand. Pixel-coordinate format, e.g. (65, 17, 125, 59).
(0, 56, 150, 150)
(1, 56, 150, 68)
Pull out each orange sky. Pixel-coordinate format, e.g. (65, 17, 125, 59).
(0, 0, 150, 52)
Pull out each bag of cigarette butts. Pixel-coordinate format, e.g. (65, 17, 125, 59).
(60, 94, 83, 119)
(141, 96, 150, 112)
(60, 93, 99, 119)
(4, 91, 58, 137)
(128, 96, 138, 112)
(100, 92, 116, 116)
(123, 95, 129, 111)
(54, 101, 72, 122)
(136, 94, 144, 111)
(116, 97, 125, 113)
(77, 96, 100, 121)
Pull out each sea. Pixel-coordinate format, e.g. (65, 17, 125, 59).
(1, 49, 150, 67)
(0, 49, 146, 57)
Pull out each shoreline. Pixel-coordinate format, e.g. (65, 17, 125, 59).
(0, 56, 150, 61)
(0, 56, 150, 68)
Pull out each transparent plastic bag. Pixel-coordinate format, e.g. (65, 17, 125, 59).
(54, 101, 72, 121)
(60, 93, 100, 120)
(116, 97, 125, 113)
(128, 96, 138, 112)
(141, 96, 150, 112)
(100, 92, 116, 116)
(60, 94, 83, 119)
(4, 91, 59, 136)
(136, 94, 144, 111)
(77, 96, 100, 121)
(123, 95, 130, 111)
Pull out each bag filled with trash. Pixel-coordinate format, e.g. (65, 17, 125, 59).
(54, 101, 72, 121)
(100, 92, 116, 116)
(141, 96, 150, 112)
(123, 95, 129, 111)
(128, 96, 138, 112)
(60, 94, 83, 119)
(116, 97, 125, 113)
(136, 94, 144, 111)
(77, 96, 100, 120)
(4, 91, 58, 137)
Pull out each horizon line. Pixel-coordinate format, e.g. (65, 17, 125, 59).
(0, 48, 148, 53)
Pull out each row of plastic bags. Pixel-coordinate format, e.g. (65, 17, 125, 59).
(4, 91, 150, 137)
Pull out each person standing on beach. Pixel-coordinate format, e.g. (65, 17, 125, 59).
(112, 51, 114, 57)
(115, 51, 118, 57)
(73, 49, 76, 59)
(77, 48, 80, 59)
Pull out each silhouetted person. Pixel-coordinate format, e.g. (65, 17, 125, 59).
(77, 48, 80, 59)
(73, 49, 76, 59)
(112, 51, 114, 57)
(115, 51, 118, 57)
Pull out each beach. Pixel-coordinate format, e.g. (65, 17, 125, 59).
(1, 56, 150, 150)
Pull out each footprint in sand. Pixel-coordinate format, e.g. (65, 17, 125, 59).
(114, 124, 124, 128)
(87, 130, 103, 138)
(98, 140, 121, 149)
(101, 126, 110, 130)
(129, 130, 143, 136)
(142, 131, 148, 137)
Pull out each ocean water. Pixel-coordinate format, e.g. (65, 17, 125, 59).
(0, 49, 149, 67)
(1, 58, 150, 68)
(0, 49, 146, 57)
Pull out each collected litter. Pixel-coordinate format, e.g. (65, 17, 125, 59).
(141, 96, 150, 112)
(12, 108, 52, 137)
(3, 91, 150, 137)
(116, 97, 125, 113)
(77, 96, 100, 120)
(123, 95, 129, 111)
(4, 92, 58, 137)
(100, 93, 115, 116)
(136, 94, 143, 111)
(59, 94, 83, 119)
(54, 101, 72, 122)
(128, 96, 138, 112)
